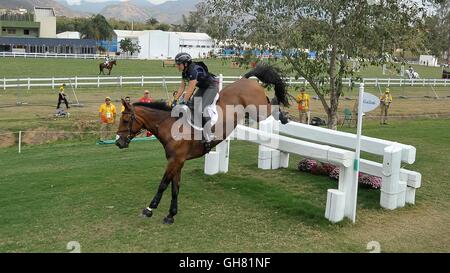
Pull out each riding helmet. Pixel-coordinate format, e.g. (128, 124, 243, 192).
(175, 52, 192, 65)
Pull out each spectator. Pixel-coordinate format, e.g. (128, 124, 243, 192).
(57, 83, 69, 109)
(379, 88, 393, 125)
(98, 96, 116, 141)
(137, 91, 154, 137)
(296, 87, 311, 124)
(121, 96, 131, 113)
(139, 90, 153, 103)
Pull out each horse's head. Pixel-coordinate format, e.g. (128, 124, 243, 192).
(115, 99, 144, 149)
(111, 60, 117, 66)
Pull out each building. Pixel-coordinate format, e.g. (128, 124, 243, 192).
(114, 29, 215, 60)
(33, 7, 56, 38)
(0, 7, 97, 54)
(0, 11, 40, 38)
(0, 36, 97, 54)
(56, 31, 81, 39)
(419, 55, 438, 67)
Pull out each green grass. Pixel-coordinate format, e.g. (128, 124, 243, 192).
(0, 118, 449, 252)
(0, 57, 445, 78)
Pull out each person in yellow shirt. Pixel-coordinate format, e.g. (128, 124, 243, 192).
(379, 88, 393, 125)
(57, 83, 69, 109)
(296, 87, 311, 124)
(98, 96, 116, 141)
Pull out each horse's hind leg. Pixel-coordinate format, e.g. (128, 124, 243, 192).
(142, 159, 183, 223)
(142, 171, 170, 218)
(164, 165, 182, 225)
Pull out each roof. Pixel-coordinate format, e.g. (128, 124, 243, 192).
(114, 29, 213, 41)
(0, 37, 96, 47)
(34, 7, 55, 17)
(171, 32, 212, 41)
(56, 31, 81, 39)
(114, 30, 144, 38)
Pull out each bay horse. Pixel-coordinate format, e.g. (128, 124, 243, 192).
(99, 60, 117, 75)
(115, 64, 289, 224)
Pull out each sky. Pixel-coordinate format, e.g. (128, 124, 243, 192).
(65, 0, 171, 5)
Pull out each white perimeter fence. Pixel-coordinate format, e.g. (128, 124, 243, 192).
(2, 75, 450, 90)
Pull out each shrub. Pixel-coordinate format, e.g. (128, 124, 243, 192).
(297, 159, 382, 190)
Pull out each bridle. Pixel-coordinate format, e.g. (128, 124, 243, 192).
(119, 107, 143, 142)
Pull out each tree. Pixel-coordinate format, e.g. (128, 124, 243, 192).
(146, 17, 159, 26)
(199, 0, 432, 129)
(423, 1, 450, 62)
(155, 23, 171, 31)
(80, 14, 114, 41)
(179, 10, 208, 32)
(119, 38, 141, 56)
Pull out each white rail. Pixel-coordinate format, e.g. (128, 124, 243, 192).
(0, 51, 138, 60)
(1, 75, 449, 90)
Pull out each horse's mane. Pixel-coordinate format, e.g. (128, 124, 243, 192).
(133, 101, 171, 112)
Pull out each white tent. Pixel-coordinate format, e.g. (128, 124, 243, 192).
(56, 31, 81, 39)
(114, 30, 215, 60)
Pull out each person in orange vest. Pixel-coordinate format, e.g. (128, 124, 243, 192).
(296, 87, 311, 124)
(379, 88, 393, 125)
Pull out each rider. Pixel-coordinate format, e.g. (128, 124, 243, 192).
(173, 52, 218, 148)
(104, 55, 111, 67)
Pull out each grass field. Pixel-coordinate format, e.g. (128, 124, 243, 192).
(0, 57, 445, 78)
(0, 118, 449, 252)
(1, 85, 449, 134)
(0, 57, 449, 253)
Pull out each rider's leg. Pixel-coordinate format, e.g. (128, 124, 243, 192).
(200, 85, 219, 141)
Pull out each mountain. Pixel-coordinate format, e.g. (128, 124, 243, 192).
(55, 0, 201, 24)
(1, 0, 203, 23)
(0, 0, 83, 17)
(146, 0, 201, 24)
(99, 2, 151, 23)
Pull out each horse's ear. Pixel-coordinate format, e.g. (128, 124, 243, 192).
(121, 98, 130, 110)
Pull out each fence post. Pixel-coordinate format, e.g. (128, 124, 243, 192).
(28, 78, 30, 90)
(141, 75, 144, 87)
(3, 77, 5, 90)
(120, 76, 123, 88)
(97, 76, 100, 88)
(18, 131, 22, 154)
(75, 76, 78, 89)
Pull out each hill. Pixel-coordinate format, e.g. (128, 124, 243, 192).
(0, 0, 83, 17)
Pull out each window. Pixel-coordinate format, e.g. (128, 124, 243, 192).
(7, 29, 16, 34)
(24, 29, 30, 35)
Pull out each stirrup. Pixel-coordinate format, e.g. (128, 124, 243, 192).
(203, 140, 212, 153)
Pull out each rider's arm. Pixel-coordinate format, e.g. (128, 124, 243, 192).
(174, 80, 186, 100)
(183, 79, 197, 101)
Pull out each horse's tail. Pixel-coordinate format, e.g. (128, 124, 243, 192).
(243, 63, 289, 107)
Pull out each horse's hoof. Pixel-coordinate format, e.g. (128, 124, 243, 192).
(141, 207, 153, 218)
(163, 217, 174, 225)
